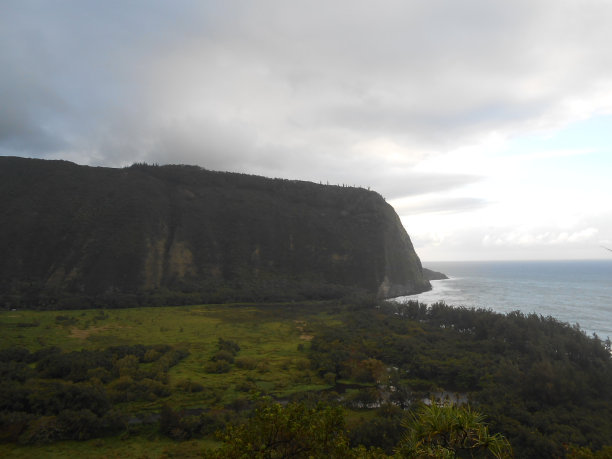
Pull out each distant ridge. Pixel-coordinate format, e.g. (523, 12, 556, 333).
(0, 156, 430, 308)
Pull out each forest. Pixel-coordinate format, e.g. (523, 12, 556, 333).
(1, 298, 611, 458)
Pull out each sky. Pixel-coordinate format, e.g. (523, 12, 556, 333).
(2, 0, 612, 261)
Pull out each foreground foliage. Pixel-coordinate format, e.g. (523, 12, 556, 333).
(308, 301, 612, 457)
(0, 344, 187, 444)
(208, 398, 352, 458)
(1, 300, 611, 457)
(208, 398, 511, 458)
(397, 403, 512, 458)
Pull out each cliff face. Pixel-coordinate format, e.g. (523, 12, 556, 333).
(0, 157, 430, 308)
(422, 268, 449, 281)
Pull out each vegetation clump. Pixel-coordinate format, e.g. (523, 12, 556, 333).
(206, 338, 241, 373)
(208, 397, 511, 458)
(0, 344, 187, 444)
(308, 301, 612, 457)
(1, 300, 611, 457)
(208, 397, 353, 458)
(397, 402, 512, 458)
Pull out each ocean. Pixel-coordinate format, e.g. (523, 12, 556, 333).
(396, 259, 612, 340)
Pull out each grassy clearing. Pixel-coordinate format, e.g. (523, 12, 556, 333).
(1, 303, 335, 350)
(0, 301, 347, 457)
(0, 435, 218, 458)
(0, 302, 340, 411)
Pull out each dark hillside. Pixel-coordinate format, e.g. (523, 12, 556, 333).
(0, 157, 430, 308)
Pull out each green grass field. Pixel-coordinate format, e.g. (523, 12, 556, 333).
(0, 302, 340, 399)
(0, 435, 216, 459)
(0, 302, 343, 457)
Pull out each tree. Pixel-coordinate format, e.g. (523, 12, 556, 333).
(566, 444, 612, 458)
(208, 398, 352, 458)
(396, 402, 512, 458)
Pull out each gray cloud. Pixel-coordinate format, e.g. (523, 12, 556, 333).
(412, 225, 606, 262)
(394, 197, 490, 216)
(373, 173, 483, 201)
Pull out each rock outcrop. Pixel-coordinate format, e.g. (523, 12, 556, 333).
(422, 268, 449, 281)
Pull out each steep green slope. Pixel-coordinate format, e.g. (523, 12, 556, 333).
(0, 157, 430, 308)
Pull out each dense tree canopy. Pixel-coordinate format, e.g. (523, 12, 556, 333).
(0, 343, 187, 444)
(308, 301, 612, 457)
(207, 398, 512, 458)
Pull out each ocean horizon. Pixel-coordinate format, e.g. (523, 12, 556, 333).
(396, 259, 612, 340)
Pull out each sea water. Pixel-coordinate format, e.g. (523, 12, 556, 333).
(396, 260, 612, 340)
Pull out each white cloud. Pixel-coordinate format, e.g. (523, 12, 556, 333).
(394, 196, 490, 216)
(483, 227, 599, 247)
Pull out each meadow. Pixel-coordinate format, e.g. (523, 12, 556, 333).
(0, 301, 341, 457)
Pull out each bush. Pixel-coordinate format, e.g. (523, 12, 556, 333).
(0, 411, 34, 442)
(175, 379, 204, 393)
(236, 380, 257, 392)
(107, 376, 170, 402)
(57, 409, 99, 440)
(235, 357, 258, 370)
(324, 372, 336, 385)
(160, 404, 225, 440)
(211, 350, 235, 363)
(18, 415, 63, 445)
(205, 360, 231, 374)
(210, 398, 352, 458)
(218, 338, 240, 355)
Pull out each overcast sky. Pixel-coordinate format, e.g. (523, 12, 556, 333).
(2, 1, 612, 261)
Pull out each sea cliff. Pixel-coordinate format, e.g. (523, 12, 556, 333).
(0, 157, 430, 308)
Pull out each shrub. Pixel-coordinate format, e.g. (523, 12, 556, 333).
(218, 338, 240, 355)
(324, 372, 336, 385)
(210, 398, 351, 458)
(176, 379, 204, 393)
(235, 357, 258, 370)
(235, 380, 257, 392)
(18, 416, 63, 445)
(57, 409, 99, 440)
(204, 360, 231, 374)
(211, 350, 235, 363)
